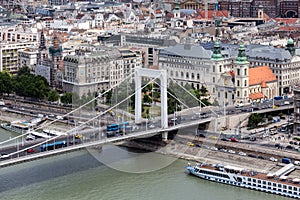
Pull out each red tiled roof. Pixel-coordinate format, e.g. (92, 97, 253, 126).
(274, 18, 298, 24)
(261, 81, 267, 88)
(196, 10, 229, 20)
(278, 26, 298, 31)
(249, 92, 264, 100)
(249, 66, 276, 86)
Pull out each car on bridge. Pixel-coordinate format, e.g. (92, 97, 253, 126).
(26, 148, 35, 153)
(0, 153, 9, 159)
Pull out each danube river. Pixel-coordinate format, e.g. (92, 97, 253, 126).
(0, 129, 291, 200)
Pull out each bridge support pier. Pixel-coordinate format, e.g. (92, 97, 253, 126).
(162, 132, 168, 141)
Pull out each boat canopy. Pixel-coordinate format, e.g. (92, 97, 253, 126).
(224, 165, 244, 172)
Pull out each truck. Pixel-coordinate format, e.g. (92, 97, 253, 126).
(282, 157, 292, 164)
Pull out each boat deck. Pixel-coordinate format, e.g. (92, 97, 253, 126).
(197, 163, 300, 187)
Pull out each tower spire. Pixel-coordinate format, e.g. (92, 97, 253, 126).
(39, 30, 46, 50)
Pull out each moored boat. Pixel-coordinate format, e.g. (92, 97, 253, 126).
(185, 162, 300, 199)
(0, 117, 47, 134)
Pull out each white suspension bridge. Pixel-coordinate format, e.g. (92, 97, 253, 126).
(0, 68, 220, 167)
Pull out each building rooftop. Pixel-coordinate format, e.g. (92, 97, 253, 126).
(159, 44, 212, 59)
(249, 66, 277, 86)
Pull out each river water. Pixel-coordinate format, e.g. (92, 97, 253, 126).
(0, 130, 291, 200)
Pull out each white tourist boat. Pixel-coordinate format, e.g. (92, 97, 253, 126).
(42, 129, 67, 137)
(1, 116, 47, 134)
(26, 130, 52, 140)
(186, 162, 300, 199)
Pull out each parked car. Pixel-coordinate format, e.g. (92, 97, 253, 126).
(228, 150, 236, 154)
(294, 160, 300, 165)
(186, 142, 194, 147)
(258, 156, 266, 160)
(239, 151, 247, 156)
(269, 157, 278, 162)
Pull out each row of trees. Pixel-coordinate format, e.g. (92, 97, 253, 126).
(0, 67, 73, 105)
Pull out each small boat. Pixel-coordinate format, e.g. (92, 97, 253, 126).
(26, 130, 52, 140)
(43, 129, 67, 137)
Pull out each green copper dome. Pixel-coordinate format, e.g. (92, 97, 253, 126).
(211, 40, 223, 61)
(287, 38, 294, 45)
(235, 43, 248, 64)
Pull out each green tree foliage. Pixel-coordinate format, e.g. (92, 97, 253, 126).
(14, 67, 50, 99)
(248, 113, 263, 128)
(61, 92, 73, 104)
(200, 85, 208, 96)
(0, 72, 13, 95)
(143, 94, 152, 104)
(48, 90, 59, 102)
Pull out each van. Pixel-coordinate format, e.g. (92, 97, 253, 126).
(282, 157, 292, 164)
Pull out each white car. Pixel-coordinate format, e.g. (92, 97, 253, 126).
(56, 116, 63, 120)
(228, 150, 236, 154)
(0, 153, 9, 159)
(294, 160, 300, 165)
(269, 157, 278, 162)
(238, 151, 247, 156)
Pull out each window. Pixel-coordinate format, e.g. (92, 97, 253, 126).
(244, 80, 247, 86)
(186, 72, 189, 78)
(213, 77, 215, 83)
(197, 73, 200, 79)
(237, 91, 240, 97)
(237, 80, 240, 86)
(237, 68, 240, 76)
(213, 65, 215, 72)
(244, 68, 247, 75)
(219, 65, 222, 72)
(181, 72, 184, 78)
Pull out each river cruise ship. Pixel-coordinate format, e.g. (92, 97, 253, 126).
(186, 162, 300, 199)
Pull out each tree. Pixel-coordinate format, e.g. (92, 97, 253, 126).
(61, 92, 73, 105)
(248, 113, 263, 128)
(48, 90, 59, 102)
(143, 94, 152, 104)
(0, 72, 13, 95)
(200, 85, 208, 96)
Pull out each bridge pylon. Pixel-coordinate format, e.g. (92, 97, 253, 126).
(135, 68, 168, 140)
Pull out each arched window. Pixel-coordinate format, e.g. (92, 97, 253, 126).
(186, 72, 189, 78)
(219, 65, 222, 72)
(237, 80, 240, 86)
(244, 80, 247, 86)
(181, 72, 184, 78)
(244, 91, 247, 96)
(191, 73, 194, 79)
(237, 91, 240, 97)
(170, 71, 174, 77)
(213, 65, 215, 72)
(197, 73, 200, 79)
(176, 71, 178, 77)
(244, 68, 247, 75)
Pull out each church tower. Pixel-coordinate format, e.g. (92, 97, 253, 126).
(234, 43, 249, 104)
(211, 40, 225, 105)
(173, 0, 180, 19)
(37, 30, 48, 66)
(49, 34, 63, 89)
(286, 38, 295, 56)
